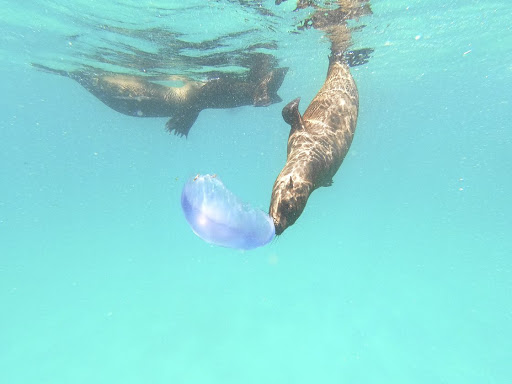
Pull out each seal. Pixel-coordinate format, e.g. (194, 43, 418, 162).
(269, 53, 359, 235)
(33, 56, 288, 137)
(268, 0, 371, 235)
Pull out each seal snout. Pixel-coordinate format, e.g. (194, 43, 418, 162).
(273, 217, 286, 236)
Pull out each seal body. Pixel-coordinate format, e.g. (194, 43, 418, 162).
(269, 58, 358, 235)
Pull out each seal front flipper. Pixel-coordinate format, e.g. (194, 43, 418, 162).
(165, 108, 201, 137)
(282, 98, 304, 134)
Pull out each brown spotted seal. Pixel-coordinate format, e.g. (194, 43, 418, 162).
(33, 55, 288, 137)
(269, 51, 359, 235)
(268, 0, 372, 235)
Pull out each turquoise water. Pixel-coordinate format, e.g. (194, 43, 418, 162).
(1, 0, 511, 383)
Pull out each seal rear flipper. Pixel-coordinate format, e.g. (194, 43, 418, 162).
(282, 98, 304, 132)
(165, 108, 201, 138)
(344, 48, 374, 67)
(253, 67, 289, 107)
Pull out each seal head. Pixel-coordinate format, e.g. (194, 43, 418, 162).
(270, 174, 311, 235)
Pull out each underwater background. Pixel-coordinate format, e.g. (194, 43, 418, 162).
(1, 0, 511, 383)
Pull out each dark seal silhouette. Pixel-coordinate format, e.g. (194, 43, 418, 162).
(33, 56, 287, 137)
